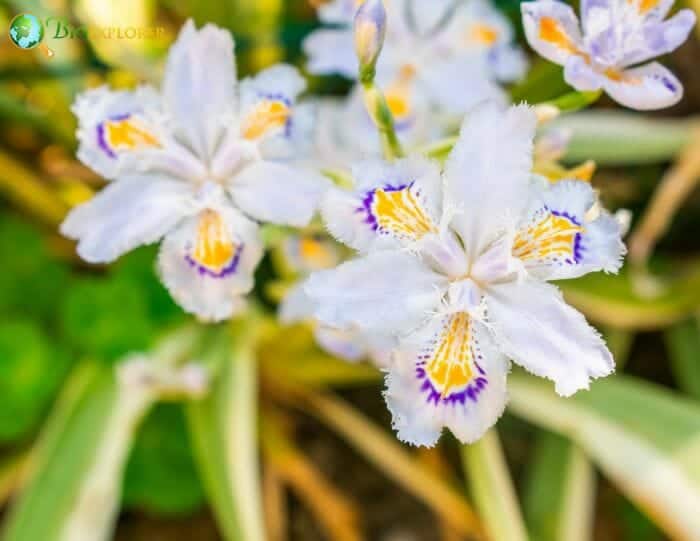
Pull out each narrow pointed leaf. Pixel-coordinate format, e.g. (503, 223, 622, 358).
(523, 433, 595, 541)
(186, 319, 266, 541)
(461, 430, 528, 541)
(509, 372, 700, 540)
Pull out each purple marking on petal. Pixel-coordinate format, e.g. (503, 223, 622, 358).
(185, 243, 244, 279)
(661, 76, 676, 92)
(96, 113, 131, 159)
(415, 360, 489, 407)
(356, 181, 412, 232)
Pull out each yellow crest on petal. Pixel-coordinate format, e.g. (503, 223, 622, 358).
(469, 23, 499, 46)
(513, 212, 585, 264)
(191, 210, 237, 273)
(425, 313, 475, 398)
(241, 99, 290, 140)
(99, 115, 160, 157)
(538, 16, 578, 53)
(369, 183, 437, 241)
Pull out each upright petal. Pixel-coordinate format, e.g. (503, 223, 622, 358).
(303, 29, 359, 78)
(602, 62, 683, 110)
(163, 20, 236, 161)
(521, 0, 584, 65)
(385, 314, 509, 446)
(229, 161, 329, 227)
(486, 278, 614, 397)
(72, 85, 164, 180)
(513, 179, 625, 280)
(61, 176, 194, 263)
(158, 206, 263, 321)
(305, 250, 447, 335)
(322, 156, 443, 252)
(445, 103, 537, 261)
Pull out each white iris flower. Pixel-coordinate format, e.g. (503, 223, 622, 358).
(61, 20, 326, 322)
(305, 103, 626, 446)
(521, 0, 696, 110)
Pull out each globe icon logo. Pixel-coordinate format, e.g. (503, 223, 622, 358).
(9, 13, 45, 50)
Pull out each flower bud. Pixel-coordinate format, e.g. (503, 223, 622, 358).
(354, 0, 387, 82)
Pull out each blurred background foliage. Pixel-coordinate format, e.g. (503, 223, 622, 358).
(0, 0, 699, 540)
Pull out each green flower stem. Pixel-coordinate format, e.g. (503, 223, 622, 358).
(360, 81, 404, 161)
(461, 429, 529, 541)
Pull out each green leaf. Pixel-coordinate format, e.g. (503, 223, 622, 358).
(0, 216, 69, 320)
(461, 429, 528, 541)
(508, 372, 700, 539)
(1, 360, 156, 541)
(0, 320, 70, 442)
(122, 404, 205, 515)
(551, 111, 693, 165)
(523, 432, 595, 541)
(559, 264, 700, 330)
(186, 318, 266, 541)
(60, 277, 154, 362)
(665, 318, 700, 399)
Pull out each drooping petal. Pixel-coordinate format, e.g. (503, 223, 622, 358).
(624, 9, 696, 66)
(238, 64, 306, 143)
(305, 250, 447, 335)
(445, 102, 537, 261)
(513, 179, 625, 280)
(162, 20, 237, 161)
(72, 85, 166, 180)
(158, 206, 263, 321)
(61, 176, 194, 263)
(486, 278, 614, 397)
(228, 161, 329, 227)
(601, 61, 683, 110)
(303, 29, 359, 78)
(384, 314, 509, 446)
(322, 156, 443, 252)
(521, 0, 584, 66)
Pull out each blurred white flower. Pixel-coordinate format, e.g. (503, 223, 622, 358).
(521, 0, 696, 109)
(304, 0, 526, 145)
(306, 103, 626, 446)
(278, 233, 394, 367)
(62, 20, 326, 322)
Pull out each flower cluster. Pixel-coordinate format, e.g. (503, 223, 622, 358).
(61, 0, 695, 445)
(305, 0, 527, 163)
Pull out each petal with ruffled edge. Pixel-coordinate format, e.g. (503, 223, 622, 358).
(228, 161, 328, 227)
(513, 179, 625, 280)
(305, 250, 447, 335)
(158, 206, 263, 321)
(385, 313, 509, 446)
(61, 176, 195, 263)
(73, 85, 167, 180)
(238, 64, 306, 145)
(521, 0, 584, 66)
(303, 29, 359, 78)
(322, 156, 443, 252)
(162, 20, 237, 162)
(601, 62, 683, 110)
(445, 102, 537, 262)
(486, 278, 614, 397)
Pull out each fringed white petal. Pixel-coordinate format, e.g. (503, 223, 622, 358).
(385, 315, 509, 446)
(486, 278, 615, 397)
